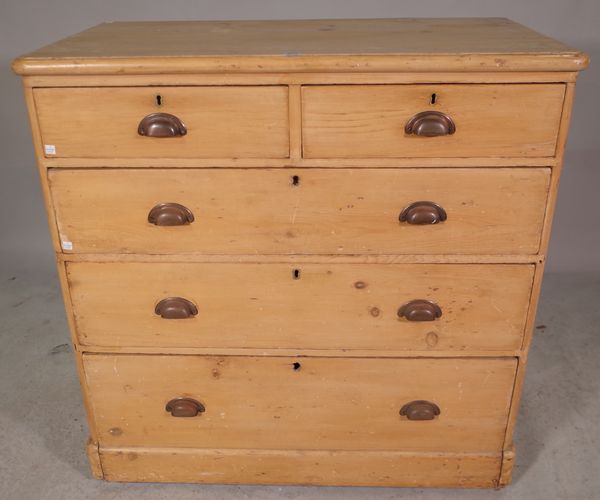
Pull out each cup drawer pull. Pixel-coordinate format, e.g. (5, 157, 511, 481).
(155, 297, 198, 319)
(398, 299, 442, 321)
(165, 398, 205, 417)
(138, 112, 187, 137)
(400, 400, 441, 421)
(399, 201, 447, 225)
(404, 111, 456, 137)
(148, 202, 194, 226)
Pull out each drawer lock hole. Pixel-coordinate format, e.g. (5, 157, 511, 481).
(430, 93, 437, 105)
(291, 175, 300, 187)
(292, 362, 301, 371)
(292, 268, 301, 280)
(156, 94, 162, 106)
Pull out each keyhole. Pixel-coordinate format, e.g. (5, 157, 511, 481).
(292, 268, 301, 280)
(292, 362, 301, 371)
(156, 94, 162, 106)
(291, 175, 300, 187)
(430, 93, 437, 105)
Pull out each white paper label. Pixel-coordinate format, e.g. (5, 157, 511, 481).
(61, 241, 73, 250)
(44, 144, 56, 155)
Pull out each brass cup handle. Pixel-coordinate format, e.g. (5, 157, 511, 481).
(398, 299, 442, 322)
(399, 201, 447, 225)
(405, 111, 456, 136)
(400, 400, 441, 421)
(138, 112, 187, 137)
(155, 297, 198, 319)
(148, 202, 194, 226)
(166, 398, 205, 417)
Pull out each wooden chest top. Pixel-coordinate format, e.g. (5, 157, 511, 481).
(12, 18, 588, 75)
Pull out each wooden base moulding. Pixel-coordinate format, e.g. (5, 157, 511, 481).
(91, 445, 513, 488)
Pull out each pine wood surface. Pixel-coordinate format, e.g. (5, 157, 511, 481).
(67, 262, 533, 351)
(12, 18, 588, 75)
(303, 84, 564, 158)
(83, 355, 517, 452)
(99, 447, 503, 487)
(48, 168, 550, 255)
(12, 17, 588, 487)
(34, 86, 289, 159)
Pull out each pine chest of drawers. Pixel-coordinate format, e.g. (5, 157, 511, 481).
(13, 18, 588, 488)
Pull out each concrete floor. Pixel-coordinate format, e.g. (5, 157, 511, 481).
(1, 266, 599, 500)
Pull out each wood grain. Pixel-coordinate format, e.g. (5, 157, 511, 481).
(503, 82, 579, 451)
(21, 85, 103, 448)
(67, 262, 534, 351)
(13, 17, 588, 488)
(83, 355, 517, 453)
(38, 155, 560, 169)
(58, 253, 544, 264)
(48, 168, 550, 255)
(77, 345, 523, 358)
(99, 447, 503, 487)
(303, 84, 565, 158)
(34, 86, 289, 158)
(86, 438, 103, 479)
(499, 443, 516, 486)
(22, 71, 580, 90)
(12, 19, 588, 75)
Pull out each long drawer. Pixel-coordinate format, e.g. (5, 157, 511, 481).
(302, 84, 565, 158)
(68, 262, 533, 351)
(49, 168, 549, 255)
(34, 86, 290, 158)
(83, 355, 517, 452)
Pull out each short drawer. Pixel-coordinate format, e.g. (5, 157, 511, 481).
(33, 86, 289, 158)
(68, 262, 533, 351)
(49, 168, 549, 255)
(302, 84, 565, 158)
(83, 355, 517, 453)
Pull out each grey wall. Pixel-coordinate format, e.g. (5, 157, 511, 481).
(1, 0, 598, 275)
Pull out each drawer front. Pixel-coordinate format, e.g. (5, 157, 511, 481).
(83, 355, 517, 452)
(49, 168, 549, 255)
(302, 84, 565, 158)
(69, 262, 533, 351)
(34, 86, 289, 158)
